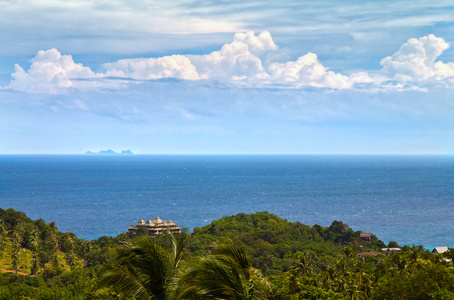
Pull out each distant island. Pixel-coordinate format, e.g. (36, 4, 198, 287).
(85, 149, 133, 155)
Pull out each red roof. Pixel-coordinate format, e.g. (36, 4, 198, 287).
(357, 252, 380, 257)
(360, 233, 372, 238)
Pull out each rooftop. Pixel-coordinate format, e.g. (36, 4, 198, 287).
(357, 252, 381, 257)
(128, 216, 181, 237)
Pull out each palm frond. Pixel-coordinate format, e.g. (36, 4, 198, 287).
(96, 260, 151, 299)
(95, 235, 186, 300)
(215, 244, 251, 273)
(172, 232, 188, 269)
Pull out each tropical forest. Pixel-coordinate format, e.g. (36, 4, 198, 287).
(1, 207, 454, 299)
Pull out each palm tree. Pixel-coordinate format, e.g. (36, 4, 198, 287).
(64, 235, 77, 270)
(178, 245, 283, 300)
(11, 231, 22, 274)
(30, 226, 40, 275)
(291, 254, 314, 280)
(0, 220, 7, 259)
(345, 283, 366, 300)
(10, 222, 25, 274)
(47, 222, 60, 267)
(352, 259, 371, 298)
(285, 253, 315, 294)
(94, 233, 187, 300)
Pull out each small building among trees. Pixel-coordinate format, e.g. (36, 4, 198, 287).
(381, 247, 401, 252)
(128, 217, 181, 237)
(432, 247, 449, 254)
(357, 251, 381, 257)
(360, 232, 372, 241)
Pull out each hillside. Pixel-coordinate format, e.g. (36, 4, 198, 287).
(186, 211, 386, 273)
(1, 208, 454, 299)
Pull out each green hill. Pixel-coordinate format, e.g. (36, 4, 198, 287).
(186, 211, 386, 274)
(1, 208, 453, 300)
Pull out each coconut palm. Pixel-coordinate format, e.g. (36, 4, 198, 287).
(352, 259, 372, 298)
(64, 234, 77, 270)
(30, 226, 40, 275)
(345, 282, 366, 300)
(9, 222, 26, 274)
(94, 233, 187, 300)
(291, 254, 314, 280)
(285, 254, 315, 294)
(47, 222, 60, 267)
(178, 245, 285, 300)
(0, 220, 7, 258)
(10, 230, 22, 274)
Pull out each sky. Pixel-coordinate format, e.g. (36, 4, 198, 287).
(1, 0, 454, 154)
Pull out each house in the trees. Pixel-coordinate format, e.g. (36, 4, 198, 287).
(360, 233, 372, 241)
(432, 247, 452, 263)
(357, 252, 381, 257)
(128, 217, 181, 237)
(432, 247, 449, 254)
(381, 247, 401, 252)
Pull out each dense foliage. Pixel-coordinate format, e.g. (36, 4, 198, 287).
(187, 212, 385, 274)
(1, 208, 454, 299)
(0, 208, 125, 299)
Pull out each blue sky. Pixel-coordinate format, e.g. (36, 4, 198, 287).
(1, 0, 453, 154)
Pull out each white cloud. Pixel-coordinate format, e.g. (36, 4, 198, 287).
(103, 55, 199, 80)
(380, 34, 454, 82)
(266, 53, 370, 89)
(100, 31, 280, 84)
(188, 31, 273, 83)
(232, 31, 278, 57)
(104, 31, 357, 89)
(9, 49, 108, 94)
(7, 32, 454, 94)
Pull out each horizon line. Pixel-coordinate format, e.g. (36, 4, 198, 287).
(1, 153, 453, 156)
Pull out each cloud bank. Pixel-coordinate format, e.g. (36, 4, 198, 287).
(6, 32, 454, 94)
(10, 49, 103, 94)
(380, 34, 454, 83)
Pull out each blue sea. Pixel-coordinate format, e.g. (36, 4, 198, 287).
(0, 155, 453, 247)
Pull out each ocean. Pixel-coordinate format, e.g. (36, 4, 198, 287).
(0, 155, 453, 247)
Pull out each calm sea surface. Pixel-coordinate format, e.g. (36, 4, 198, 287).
(0, 155, 453, 247)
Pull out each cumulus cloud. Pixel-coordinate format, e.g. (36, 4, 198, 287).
(102, 31, 279, 85)
(9, 49, 108, 94)
(103, 55, 199, 80)
(232, 31, 279, 57)
(380, 34, 454, 83)
(103, 31, 358, 89)
(266, 52, 371, 89)
(188, 31, 274, 83)
(7, 32, 454, 94)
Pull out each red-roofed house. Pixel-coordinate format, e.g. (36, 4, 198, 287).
(360, 233, 372, 241)
(357, 252, 380, 257)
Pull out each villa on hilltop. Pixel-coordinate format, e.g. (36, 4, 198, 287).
(128, 217, 181, 237)
(360, 233, 372, 241)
